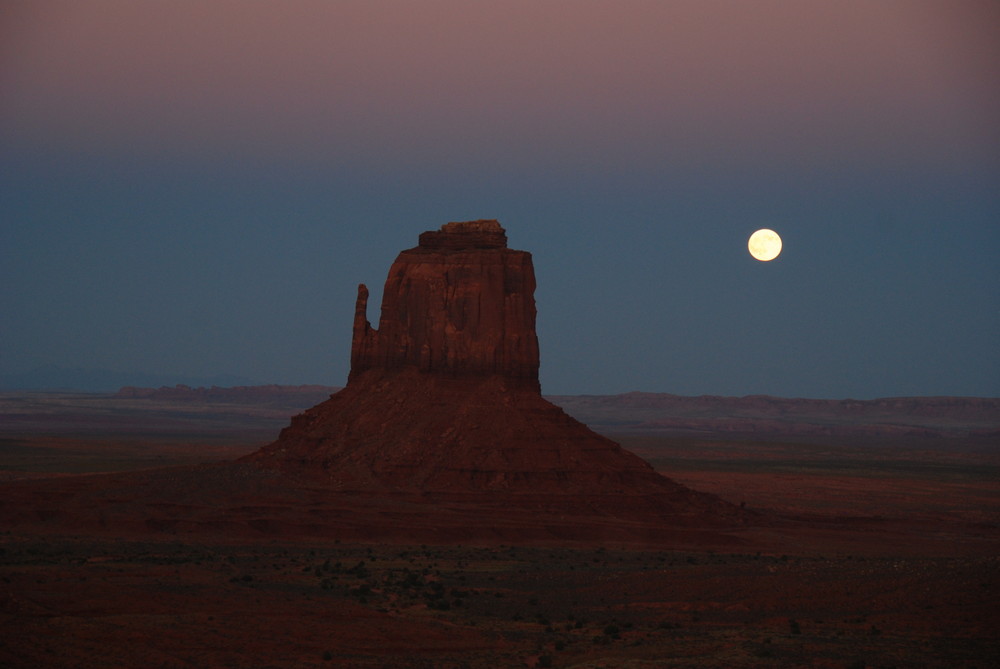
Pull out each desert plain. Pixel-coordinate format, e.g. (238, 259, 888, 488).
(1, 387, 997, 668)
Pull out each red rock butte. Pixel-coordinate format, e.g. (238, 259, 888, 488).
(245, 221, 741, 529)
(349, 219, 540, 386)
(0, 220, 746, 547)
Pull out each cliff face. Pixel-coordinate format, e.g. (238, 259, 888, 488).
(350, 220, 539, 387)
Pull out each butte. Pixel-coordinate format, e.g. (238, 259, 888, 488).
(238, 220, 745, 544)
(1, 220, 746, 546)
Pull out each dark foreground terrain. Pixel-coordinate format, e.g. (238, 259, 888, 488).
(3, 538, 996, 668)
(1, 390, 998, 667)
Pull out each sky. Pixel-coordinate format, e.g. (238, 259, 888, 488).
(2, 0, 998, 399)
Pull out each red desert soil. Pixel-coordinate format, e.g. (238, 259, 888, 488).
(2, 395, 998, 667)
(1, 537, 997, 667)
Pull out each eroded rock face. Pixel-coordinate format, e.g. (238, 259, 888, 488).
(350, 220, 539, 387)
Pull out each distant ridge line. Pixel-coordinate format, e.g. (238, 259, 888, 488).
(106, 385, 1000, 441)
(114, 384, 342, 402)
(112, 383, 999, 404)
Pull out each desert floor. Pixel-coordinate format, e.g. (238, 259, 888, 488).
(1, 392, 997, 667)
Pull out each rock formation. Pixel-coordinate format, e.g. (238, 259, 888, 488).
(0, 220, 745, 546)
(247, 221, 739, 528)
(349, 219, 539, 386)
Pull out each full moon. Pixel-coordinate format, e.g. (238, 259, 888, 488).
(748, 229, 782, 261)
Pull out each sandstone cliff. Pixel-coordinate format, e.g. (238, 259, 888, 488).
(349, 219, 539, 386)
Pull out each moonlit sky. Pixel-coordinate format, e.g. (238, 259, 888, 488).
(2, 0, 998, 398)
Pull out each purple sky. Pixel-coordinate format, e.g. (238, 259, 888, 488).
(2, 1, 998, 397)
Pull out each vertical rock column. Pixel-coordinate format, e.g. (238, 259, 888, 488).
(350, 220, 540, 388)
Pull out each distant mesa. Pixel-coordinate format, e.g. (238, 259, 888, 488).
(114, 384, 340, 403)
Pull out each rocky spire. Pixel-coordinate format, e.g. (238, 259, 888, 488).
(349, 220, 540, 388)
